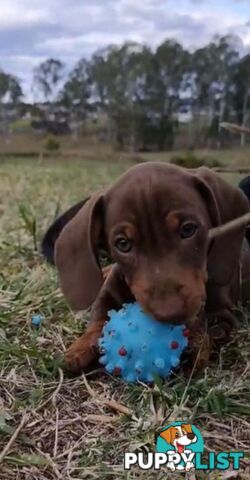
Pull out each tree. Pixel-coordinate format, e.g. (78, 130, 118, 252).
(59, 59, 91, 139)
(90, 43, 151, 149)
(233, 54, 250, 146)
(0, 71, 22, 103)
(0, 71, 23, 133)
(191, 35, 239, 144)
(33, 58, 65, 102)
(0, 72, 10, 102)
(90, 45, 116, 109)
(25, 35, 250, 149)
(8, 76, 23, 104)
(60, 59, 90, 111)
(154, 40, 190, 116)
(90, 41, 187, 150)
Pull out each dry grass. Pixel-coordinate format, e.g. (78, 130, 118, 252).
(2, 132, 250, 165)
(0, 155, 249, 480)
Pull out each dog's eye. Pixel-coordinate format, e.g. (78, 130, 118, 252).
(175, 432, 180, 438)
(179, 221, 198, 239)
(114, 236, 132, 253)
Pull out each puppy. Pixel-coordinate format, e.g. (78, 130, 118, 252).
(42, 162, 250, 373)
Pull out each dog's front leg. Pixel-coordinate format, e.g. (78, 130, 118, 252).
(206, 282, 237, 343)
(65, 265, 133, 374)
(65, 317, 106, 373)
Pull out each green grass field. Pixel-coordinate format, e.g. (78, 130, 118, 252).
(0, 154, 249, 479)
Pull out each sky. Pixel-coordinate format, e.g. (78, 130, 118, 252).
(0, 0, 249, 100)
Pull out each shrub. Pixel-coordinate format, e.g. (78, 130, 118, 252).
(208, 158, 222, 168)
(170, 152, 205, 168)
(170, 152, 222, 169)
(44, 135, 60, 152)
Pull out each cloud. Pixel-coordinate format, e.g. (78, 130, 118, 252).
(0, 4, 50, 30)
(38, 32, 142, 54)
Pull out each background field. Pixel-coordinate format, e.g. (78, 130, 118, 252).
(0, 150, 249, 479)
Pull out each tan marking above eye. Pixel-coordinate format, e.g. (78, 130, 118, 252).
(165, 212, 180, 232)
(123, 225, 135, 239)
(110, 222, 137, 241)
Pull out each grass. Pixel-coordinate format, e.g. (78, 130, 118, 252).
(1, 131, 250, 163)
(0, 155, 249, 479)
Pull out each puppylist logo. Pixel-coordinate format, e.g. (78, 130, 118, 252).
(156, 422, 203, 472)
(124, 422, 244, 473)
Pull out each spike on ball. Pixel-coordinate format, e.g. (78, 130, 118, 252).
(183, 328, 190, 337)
(118, 346, 127, 356)
(171, 341, 179, 350)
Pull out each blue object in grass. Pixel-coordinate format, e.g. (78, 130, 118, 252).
(31, 314, 43, 327)
(98, 302, 189, 383)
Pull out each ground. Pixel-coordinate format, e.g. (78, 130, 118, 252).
(0, 151, 249, 480)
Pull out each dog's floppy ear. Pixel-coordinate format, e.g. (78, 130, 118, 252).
(181, 424, 192, 434)
(42, 199, 88, 265)
(55, 193, 105, 310)
(193, 167, 249, 285)
(160, 427, 174, 445)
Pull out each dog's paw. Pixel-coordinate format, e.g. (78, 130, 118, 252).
(65, 333, 98, 374)
(207, 309, 236, 344)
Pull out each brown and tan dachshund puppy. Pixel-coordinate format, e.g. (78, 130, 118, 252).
(42, 162, 250, 374)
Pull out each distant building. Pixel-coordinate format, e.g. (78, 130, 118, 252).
(31, 102, 70, 134)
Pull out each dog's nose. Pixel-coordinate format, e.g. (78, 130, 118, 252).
(187, 433, 195, 440)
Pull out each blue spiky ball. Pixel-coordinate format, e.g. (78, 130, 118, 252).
(98, 302, 189, 383)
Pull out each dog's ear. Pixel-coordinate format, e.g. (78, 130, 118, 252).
(42, 200, 88, 265)
(55, 193, 105, 310)
(193, 167, 249, 285)
(160, 427, 174, 445)
(180, 424, 192, 434)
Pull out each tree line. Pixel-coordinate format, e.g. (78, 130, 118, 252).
(1, 34, 250, 150)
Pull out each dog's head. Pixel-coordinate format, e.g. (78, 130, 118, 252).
(160, 424, 197, 453)
(54, 162, 248, 326)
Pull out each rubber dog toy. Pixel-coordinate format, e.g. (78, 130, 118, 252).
(31, 314, 43, 328)
(98, 302, 189, 383)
